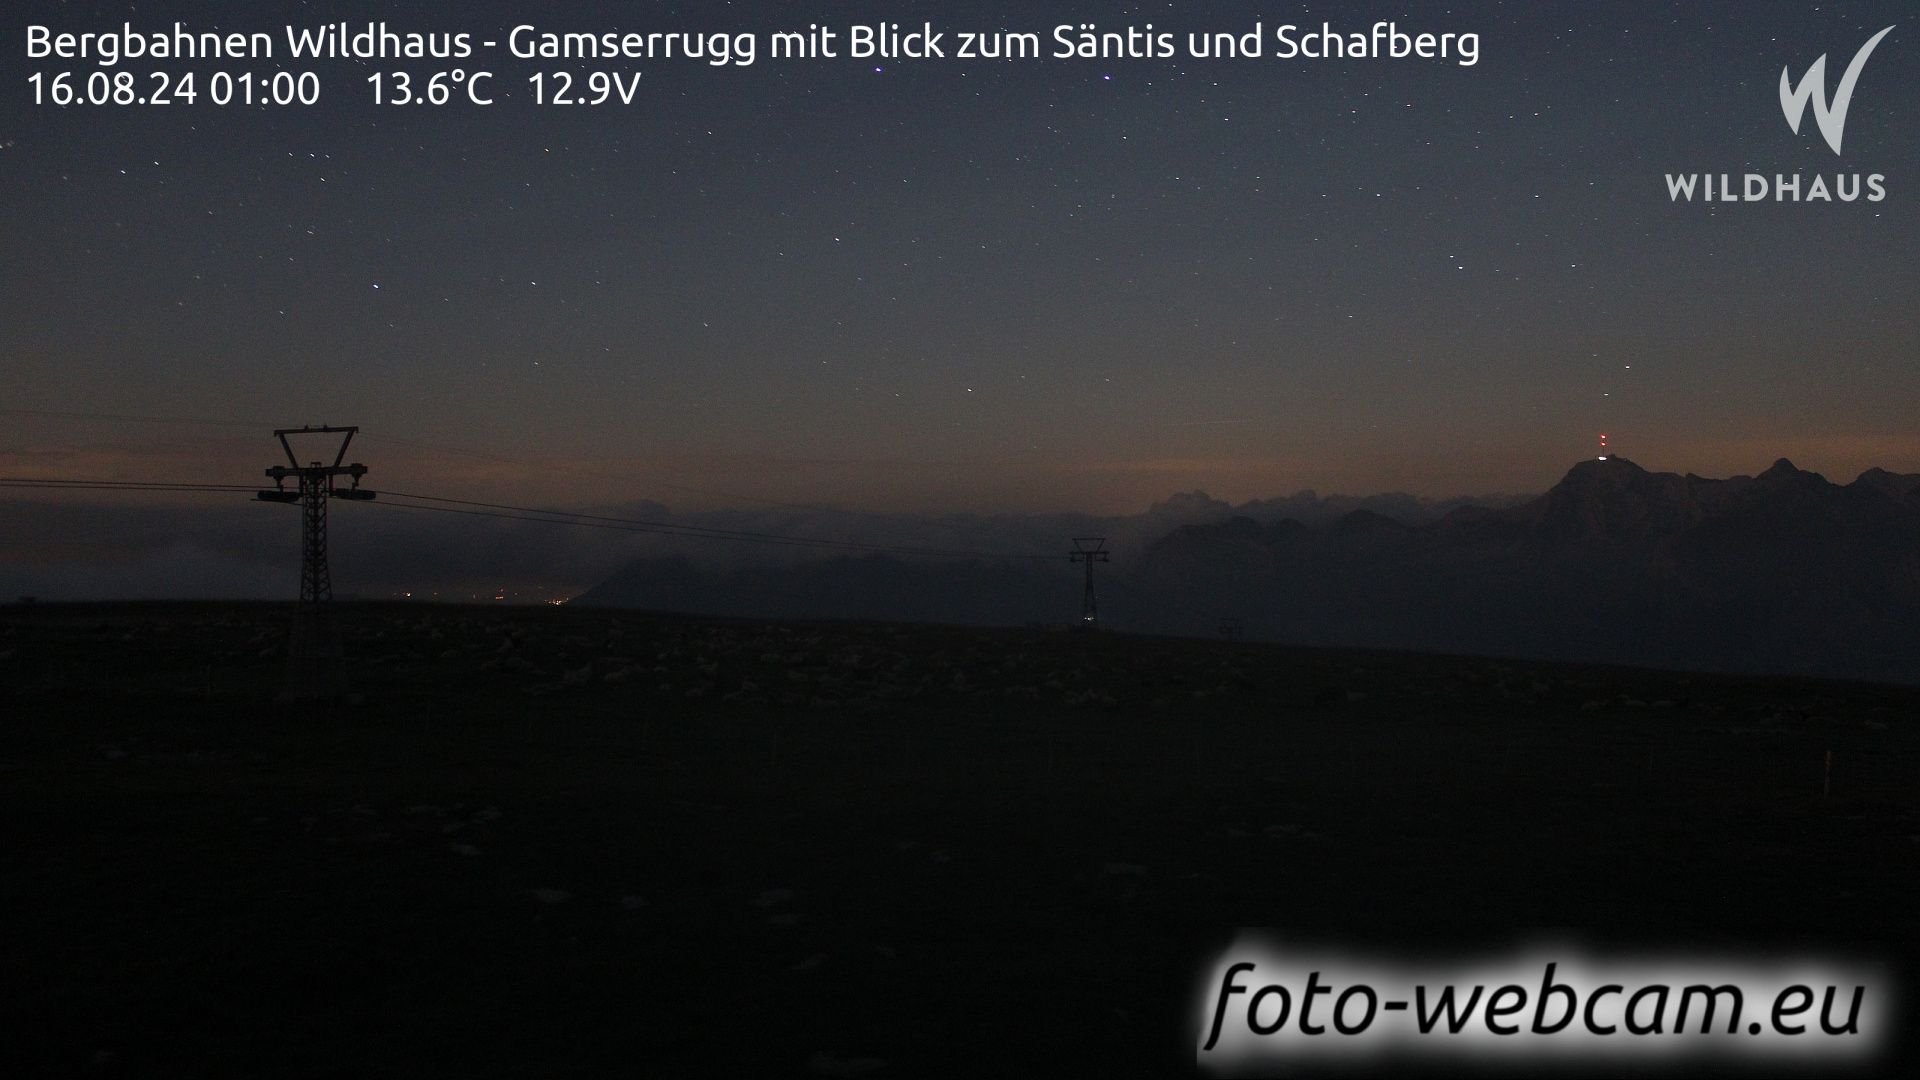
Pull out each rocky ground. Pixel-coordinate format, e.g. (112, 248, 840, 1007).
(3, 601, 1919, 1077)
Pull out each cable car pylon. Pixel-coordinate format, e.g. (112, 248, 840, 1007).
(257, 426, 373, 703)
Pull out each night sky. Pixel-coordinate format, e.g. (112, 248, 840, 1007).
(4, 0, 1917, 516)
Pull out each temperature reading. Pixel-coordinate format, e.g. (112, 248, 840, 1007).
(367, 70, 494, 106)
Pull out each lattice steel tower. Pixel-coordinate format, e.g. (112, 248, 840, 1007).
(257, 426, 373, 699)
(1069, 537, 1109, 627)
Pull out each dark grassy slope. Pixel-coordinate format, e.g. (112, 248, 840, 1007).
(3, 602, 1919, 1078)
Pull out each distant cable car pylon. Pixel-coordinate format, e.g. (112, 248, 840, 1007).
(1069, 537, 1109, 628)
(257, 426, 373, 702)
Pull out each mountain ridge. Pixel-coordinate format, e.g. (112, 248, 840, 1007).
(576, 458, 1920, 683)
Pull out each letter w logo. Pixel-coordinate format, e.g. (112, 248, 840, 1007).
(1780, 26, 1895, 155)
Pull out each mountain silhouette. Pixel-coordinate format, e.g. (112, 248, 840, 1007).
(1131, 457, 1920, 681)
(576, 458, 1920, 682)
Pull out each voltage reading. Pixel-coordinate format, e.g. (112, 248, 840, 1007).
(527, 72, 645, 106)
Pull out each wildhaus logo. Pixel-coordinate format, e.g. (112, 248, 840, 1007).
(1667, 25, 1893, 204)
